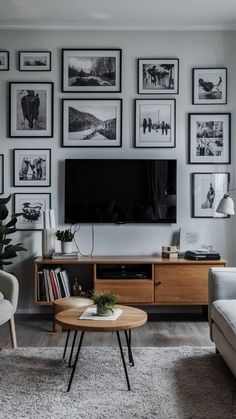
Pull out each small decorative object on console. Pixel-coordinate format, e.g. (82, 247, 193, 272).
(55, 226, 79, 254)
(162, 245, 179, 259)
(72, 277, 82, 296)
(185, 250, 221, 260)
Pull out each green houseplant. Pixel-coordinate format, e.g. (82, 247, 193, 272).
(55, 226, 79, 254)
(92, 290, 118, 317)
(0, 195, 27, 270)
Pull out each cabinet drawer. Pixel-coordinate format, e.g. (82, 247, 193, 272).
(95, 279, 153, 303)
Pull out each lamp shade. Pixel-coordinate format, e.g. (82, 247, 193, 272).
(216, 194, 235, 215)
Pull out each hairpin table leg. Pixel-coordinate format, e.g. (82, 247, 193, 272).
(124, 330, 134, 366)
(63, 330, 70, 359)
(67, 331, 85, 392)
(116, 331, 131, 391)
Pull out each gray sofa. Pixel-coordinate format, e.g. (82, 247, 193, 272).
(209, 267, 236, 377)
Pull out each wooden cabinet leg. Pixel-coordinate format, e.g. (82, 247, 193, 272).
(9, 316, 17, 348)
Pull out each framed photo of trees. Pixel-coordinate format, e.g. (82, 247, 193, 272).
(138, 58, 179, 94)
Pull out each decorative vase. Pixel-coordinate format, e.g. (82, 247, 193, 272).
(42, 228, 56, 258)
(96, 305, 114, 317)
(61, 241, 73, 254)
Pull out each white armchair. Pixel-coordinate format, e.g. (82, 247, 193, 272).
(0, 270, 19, 348)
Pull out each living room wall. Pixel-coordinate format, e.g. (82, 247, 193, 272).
(0, 29, 235, 312)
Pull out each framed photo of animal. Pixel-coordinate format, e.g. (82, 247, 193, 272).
(14, 193, 51, 230)
(138, 58, 179, 94)
(13, 149, 51, 187)
(192, 68, 227, 104)
(9, 82, 54, 137)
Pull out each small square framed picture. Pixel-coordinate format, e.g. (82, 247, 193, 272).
(0, 155, 4, 194)
(19, 51, 51, 71)
(13, 149, 51, 187)
(0, 51, 9, 71)
(188, 113, 231, 164)
(192, 68, 227, 104)
(14, 193, 51, 230)
(138, 58, 179, 94)
(135, 99, 176, 148)
(192, 172, 230, 218)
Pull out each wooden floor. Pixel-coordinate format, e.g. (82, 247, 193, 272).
(0, 315, 213, 348)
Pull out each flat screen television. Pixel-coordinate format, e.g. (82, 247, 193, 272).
(65, 159, 177, 224)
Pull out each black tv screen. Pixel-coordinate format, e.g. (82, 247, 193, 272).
(65, 159, 177, 224)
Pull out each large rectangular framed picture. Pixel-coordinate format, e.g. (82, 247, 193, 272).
(0, 51, 9, 71)
(188, 113, 230, 164)
(13, 149, 51, 187)
(62, 49, 122, 92)
(9, 82, 53, 138)
(62, 99, 122, 147)
(14, 193, 51, 230)
(19, 51, 51, 71)
(0, 155, 4, 195)
(192, 68, 227, 104)
(135, 99, 176, 148)
(192, 172, 229, 218)
(138, 58, 179, 94)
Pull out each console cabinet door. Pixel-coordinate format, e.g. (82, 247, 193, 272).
(94, 279, 154, 303)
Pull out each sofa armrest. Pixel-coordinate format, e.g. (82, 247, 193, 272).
(0, 270, 19, 313)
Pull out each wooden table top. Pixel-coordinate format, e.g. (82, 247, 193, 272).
(55, 305, 148, 332)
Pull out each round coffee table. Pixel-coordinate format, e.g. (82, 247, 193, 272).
(55, 305, 147, 392)
(53, 296, 93, 332)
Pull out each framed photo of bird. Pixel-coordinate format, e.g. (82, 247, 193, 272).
(9, 82, 54, 137)
(192, 68, 227, 105)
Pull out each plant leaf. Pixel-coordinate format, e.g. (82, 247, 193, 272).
(5, 217, 17, 228)
(0, 238, 11, 245)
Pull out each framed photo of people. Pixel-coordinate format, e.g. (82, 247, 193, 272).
(134, 99, 176, 148)
(192, 172, 230, 218)
(62, 49, 122, 92)
(14, 193, 51, 230)
(188, 113, 231, 164)
(19, 51, 51, 71)
(62, 99, 122, 147)
(13, 149, 51, 187)
(0, 51, 9, 71)
(138, 58, 179, 94)
(9, 82, 54, 138)
(192, 68, 227, 105)
(0, 155, 4, 195)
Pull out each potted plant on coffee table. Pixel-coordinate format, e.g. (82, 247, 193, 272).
(92, 290, 118, 317)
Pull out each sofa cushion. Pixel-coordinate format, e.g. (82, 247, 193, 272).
(0, 291, 4, 300)
(212, 300, 236, 351)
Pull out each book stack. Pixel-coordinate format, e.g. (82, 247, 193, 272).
(37, 268, 71, 302)
(162, 246, 179, 259)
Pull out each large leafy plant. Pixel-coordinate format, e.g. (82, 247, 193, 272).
(0, 195, 27, 270)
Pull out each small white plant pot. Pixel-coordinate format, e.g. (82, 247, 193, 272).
(61, 241, 73, 254)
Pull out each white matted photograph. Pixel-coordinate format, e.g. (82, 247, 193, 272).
(14, 193, 51, 230)
(19, 51, 51, 71)
(193, 68, 227, 104)
(62, 99, 122, 147)
(0, 51, 9, 71)
(9, 82, 53, 138)
(138, 58, 179, 94)
(192, 172, 229, 218)
(188, 113, 231, 164)
(13, 149, 51, 187)
(0, 154, 4, 195)
(135, 99, 176, 148)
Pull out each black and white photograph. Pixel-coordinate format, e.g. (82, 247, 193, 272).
(189, 113, 230, 164)
(135, 99, 176, 148)
(192, 172, 229, 218)
(14, 193, 51, 230)
(193, 68, 227, 104)
(62, 99, 122, 147)
(62, 49, 121, 92)
(0, 51, 9, 71)
(138, 58, 179, 94)
(9, 82, 53, 137)
(19, 51, 51, 71)
(0, 155, 4, 195)
(13, 149, 51, 187)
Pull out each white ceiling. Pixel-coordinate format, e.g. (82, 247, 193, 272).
(0, 0, 236, 30)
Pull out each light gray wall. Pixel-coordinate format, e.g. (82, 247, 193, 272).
(0, 30, 235, 312)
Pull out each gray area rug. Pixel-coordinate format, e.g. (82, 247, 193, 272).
(0, 346, 236, 419)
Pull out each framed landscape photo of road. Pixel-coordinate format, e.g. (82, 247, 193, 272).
(0, 51, 9, 71)
(62, 49, 122, 92)
(62, 99, 122, 147)
(14, 193, 51, 230)
(138, 58, 179, 94)
(135, 99, 176, 148)
(19, 51, 51, 71)
(193, 68, 227, 104)
(0, 155, 4, 195)
(9, 82, 53, 138)
(13, 149, 51, 187)
(192, 172, 229, 218)
(188, 113, 231, 164)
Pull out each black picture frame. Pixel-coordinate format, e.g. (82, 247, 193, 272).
(19, 51, 51, 71)
(134, 98, 176, 148)
(9, 82, 54, 138)
(14, 192, 51, 230)
(138, 58, 179, 94)
(62, 48, 122, 93)
(13, 148, 51, 187)
(62, 98, 122, 147)
(192, 172, 230, 218)
(192, 68, 227, 105)
(0, 51, 9, 71)
(188, 113, 231, 164)
(0, 154, 4, 195)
